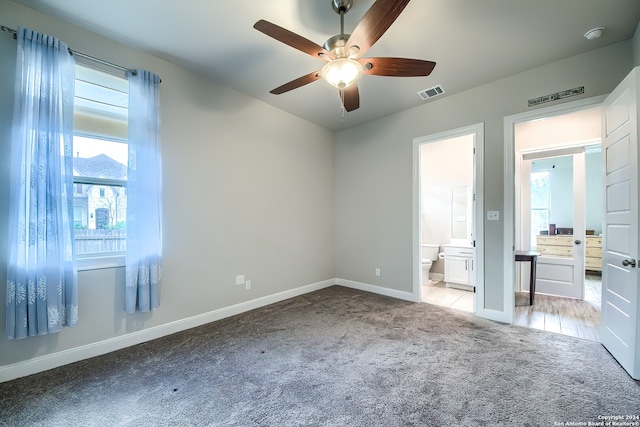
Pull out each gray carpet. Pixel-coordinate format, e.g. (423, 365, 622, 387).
(1, 286, 639, 426)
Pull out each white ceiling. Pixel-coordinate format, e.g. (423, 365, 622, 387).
(12, 0, 640, 131)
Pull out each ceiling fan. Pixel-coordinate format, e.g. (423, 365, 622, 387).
(253, 0, 436, 112)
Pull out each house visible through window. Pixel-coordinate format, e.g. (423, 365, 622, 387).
(73, 63, 128, 257)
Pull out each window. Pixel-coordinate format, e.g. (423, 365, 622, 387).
(530, 170, 550, 249)
(73, 206, 87, 228)
(73, 64, 128, 259)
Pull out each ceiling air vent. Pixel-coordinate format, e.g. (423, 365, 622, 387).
(417, 85, 445, 101)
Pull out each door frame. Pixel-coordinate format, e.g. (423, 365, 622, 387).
(503, 95, 606, 323)
(412, 123, 484, 316)
(517, 145, 597, 299)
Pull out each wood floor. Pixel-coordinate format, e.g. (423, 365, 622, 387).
(514, 274, 601, 341)
(423, 275, 602, 342)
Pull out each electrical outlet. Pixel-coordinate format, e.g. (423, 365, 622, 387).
(245, 280, 251, 290)
(235, 275, 245, 285)
(487, 210, 500, 221)
(375, 268, 380, 277)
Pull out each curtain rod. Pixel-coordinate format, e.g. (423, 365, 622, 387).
(1, 25, 144, 78)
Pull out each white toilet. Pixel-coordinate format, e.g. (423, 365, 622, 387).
(421, 243, 440, 285)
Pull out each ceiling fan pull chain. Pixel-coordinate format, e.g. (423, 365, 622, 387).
(340, 89, 346, 119)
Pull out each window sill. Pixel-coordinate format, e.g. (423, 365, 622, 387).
(77, 255, 125, 271)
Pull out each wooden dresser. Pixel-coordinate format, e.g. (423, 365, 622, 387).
(535, 235, 602, 272)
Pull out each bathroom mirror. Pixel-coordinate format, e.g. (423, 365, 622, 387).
(452, 186, 472, 240)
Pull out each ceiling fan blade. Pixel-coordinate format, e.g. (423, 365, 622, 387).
(270, 71, 322, 95)
(254, 20, 332, 60)
(361, 57, 436, 77)
(346, 0, 411, 58)
(341, 85, 360, 112)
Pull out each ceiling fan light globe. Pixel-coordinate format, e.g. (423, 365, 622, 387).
(321, 58, 364, 89)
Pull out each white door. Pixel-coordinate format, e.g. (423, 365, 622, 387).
(522, 150, 586, 299)
(601, 66, 640, 380)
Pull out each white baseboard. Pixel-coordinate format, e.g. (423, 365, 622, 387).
(480, 308, 512, 324)
(1, 278, 428, 382)
(0, 278, 335, 383)
(335, 278, 416, 302)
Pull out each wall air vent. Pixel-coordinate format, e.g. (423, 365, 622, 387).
(417, 85, 445, 101)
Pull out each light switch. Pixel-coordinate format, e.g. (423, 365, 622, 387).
(487, 211, 500, 221)
(235, 275, 245, 285)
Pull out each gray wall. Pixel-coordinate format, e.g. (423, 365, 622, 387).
(0, 2, 335, 368)
(334, 41, 633, 312)
(634, 21, 640, 66)
(1, 0, 637, 374)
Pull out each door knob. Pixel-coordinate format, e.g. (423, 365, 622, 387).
(574, 240, 582, 245)
(622, 259, 636, 268)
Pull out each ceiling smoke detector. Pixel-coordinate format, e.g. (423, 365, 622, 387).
(584, 27, 605, 40)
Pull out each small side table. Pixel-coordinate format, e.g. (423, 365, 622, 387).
(515, 251, 539, 305)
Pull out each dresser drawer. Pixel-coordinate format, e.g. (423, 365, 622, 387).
(536, 234, 602, 271)
(536, 236, 574, 247)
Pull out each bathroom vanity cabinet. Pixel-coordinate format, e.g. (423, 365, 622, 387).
(444, 245, 475, 291)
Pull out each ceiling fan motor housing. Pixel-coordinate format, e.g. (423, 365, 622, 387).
(323, 34, 350, 57)
(332, 0, 353, 14)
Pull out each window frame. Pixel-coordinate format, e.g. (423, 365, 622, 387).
(72, 61, 129, 270)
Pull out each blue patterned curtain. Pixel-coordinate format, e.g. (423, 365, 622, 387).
(6, 28, 78, 339)
(125, 70, 162, 313)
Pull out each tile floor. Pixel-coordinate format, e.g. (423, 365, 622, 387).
(422, 280, 474, 313)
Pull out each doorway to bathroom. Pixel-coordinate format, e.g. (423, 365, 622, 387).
(413, 123, 484, 315)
